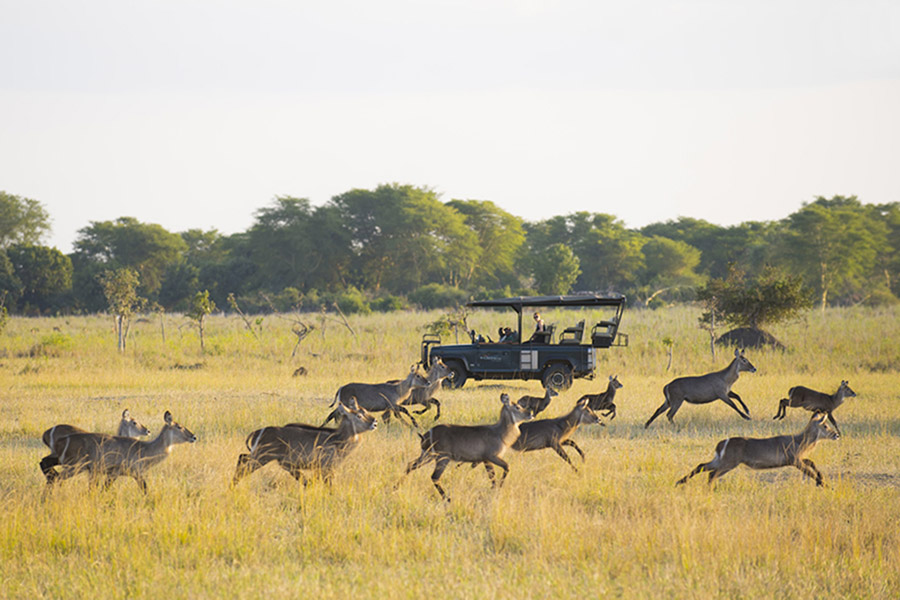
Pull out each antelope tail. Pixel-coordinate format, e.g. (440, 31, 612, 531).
(330, 387, 343, 408)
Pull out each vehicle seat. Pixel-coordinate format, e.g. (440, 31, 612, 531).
(559, 320, 585, 344)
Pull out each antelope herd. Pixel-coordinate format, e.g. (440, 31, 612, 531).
(36, 351, 858, 500)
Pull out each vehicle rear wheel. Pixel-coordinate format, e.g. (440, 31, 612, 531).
(542, 363, 573, 392)
(442, 360, 468, 389)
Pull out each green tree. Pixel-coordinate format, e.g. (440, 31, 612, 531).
(445, 199, 525, 289)
(0, 191, 51, 248)
(188, 290, 216, 353)
(524, 212, 645, 293)
(242, 197, 352, 294)
(639, 236, 703, 305)
(6, 244, 73, 313)
(332, 184, 478, 294)
(781, 196, 886, 310)
(697, 264, 813, 332)
(73, 217, 187, 300)
(98, 268, 144, 352)
(0, 249, 21, 307)
(531, 243, 581, 295)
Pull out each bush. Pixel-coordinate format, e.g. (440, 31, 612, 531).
(408, 284, 469, 310)
(370, 295, 407, 312)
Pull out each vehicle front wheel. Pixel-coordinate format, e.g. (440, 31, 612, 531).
(442, 360, 468, 389)
(541, 363, 573, 392)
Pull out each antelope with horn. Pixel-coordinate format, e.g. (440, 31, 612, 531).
(233, 397, 376, 486)
(645, 348, 756, 428)
(39, 409, 152, 483)
(45, 411, 196, 494)
(675, 412, 840, 487)
(401, 392, 532, 501)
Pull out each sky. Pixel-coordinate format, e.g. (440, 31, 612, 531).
(1, 0, 899, 254)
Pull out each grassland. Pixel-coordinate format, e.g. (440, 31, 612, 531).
(1, 305, 898, 599)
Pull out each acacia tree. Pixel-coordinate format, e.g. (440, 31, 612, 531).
(697, 264, 812, 347)
(98, 268, 144, 352)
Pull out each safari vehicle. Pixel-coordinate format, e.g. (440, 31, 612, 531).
(421, 293, 628, 391)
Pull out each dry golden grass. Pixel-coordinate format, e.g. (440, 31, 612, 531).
(1, 306, 898, 598)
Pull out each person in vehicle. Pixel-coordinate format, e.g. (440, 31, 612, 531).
(528, 312, 547, 343)
(498, 327, 517, 343)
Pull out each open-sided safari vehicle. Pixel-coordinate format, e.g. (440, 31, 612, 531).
(421, 293, 628, 391)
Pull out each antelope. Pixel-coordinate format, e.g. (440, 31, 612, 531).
(39, 409, 152, 483)
(578, 375, 622, 419)
(401, 392, 532, 501)
(516, 387, 558, 418)
(645, 348, 756, 428)
(512, 397, 601, 471)
(233, 398, 376, 486)
(322, 365, 428, 428)
(45, 411, 196, 494)
(773, 380, 856, 436)
(398, 358, 453, 420)
(675, 412, 840, 487)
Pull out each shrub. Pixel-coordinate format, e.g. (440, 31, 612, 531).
(408, 284, 469, 310)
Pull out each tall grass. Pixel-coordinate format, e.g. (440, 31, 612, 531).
(1, 305, 898, 598)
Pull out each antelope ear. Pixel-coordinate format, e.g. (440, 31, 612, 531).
(500, 393, 510, 406)
(122, 409, 130, 419)
(734, 348, 741, 357)
(608, 375, 613, 382)
(164, 411, 173, 424)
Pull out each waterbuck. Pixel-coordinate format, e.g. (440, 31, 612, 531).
(512, 397, 601, 471)
(399, 357, 453, 420)
(516, 386, 558, 418)
(773, 380, 856, 436)
(323, 364, 428, 428)
(578, 375, 622, 419)
(645, 348, 757, 428)
(401, 392, 532, 501)
(45, 411, 196, 494)
(675, 412, 840, 487)
(39, 409, 151, 483)
(233, 398, 376, 486)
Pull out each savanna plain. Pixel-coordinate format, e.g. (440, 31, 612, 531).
(1, 305, 898, 599)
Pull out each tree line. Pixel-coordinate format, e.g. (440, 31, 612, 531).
(1, 186, 898, 317)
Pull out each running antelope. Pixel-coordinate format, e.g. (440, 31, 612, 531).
(645, 348, 756, 428)
(399, 358, 453, 420)
(323, 365, 428, 428)
(773, 380, 856, 436)
(578, 375, 622, 419)
(516, 387, 558, 418)
(45, 411, 196, 494)
(676, 412, 840, 487)
(39, 409, 151, 483)
(234, 398, 376, 486)
(512, 397, 601, 471)
(401, 392, 532, 501)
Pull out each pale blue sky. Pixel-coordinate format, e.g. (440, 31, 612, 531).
(2, 0, 898, 253)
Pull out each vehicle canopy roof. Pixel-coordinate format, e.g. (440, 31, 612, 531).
(467, 293, 625, 312)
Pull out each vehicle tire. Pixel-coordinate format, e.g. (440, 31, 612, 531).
(442, 360, 468, 389)
(542, 363, 573, 392)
